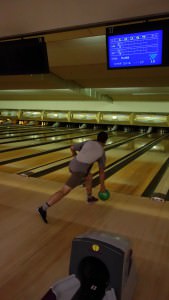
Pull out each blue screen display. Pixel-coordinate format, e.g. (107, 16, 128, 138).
(107, 30, 163, 68)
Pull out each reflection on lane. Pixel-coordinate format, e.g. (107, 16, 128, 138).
(105, 137, 169, 196)
(116, 139, 169, 152)
(0, 128, 62, 139)
(40, 134, 160, 183)
(41, 135, 169, 197)
(0, 131, 105, 169)
(0, 130, 132, 161)
(0, 132, 137, 173)
(0, 129, 93, 149)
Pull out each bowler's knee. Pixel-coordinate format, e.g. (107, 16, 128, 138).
(60, 184, 72, 196)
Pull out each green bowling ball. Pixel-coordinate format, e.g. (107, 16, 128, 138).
(98, 189, 110, 201)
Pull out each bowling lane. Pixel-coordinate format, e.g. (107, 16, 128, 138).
(154, 168, 169, 195)
(40, 134, 169, 196)
(104, 136, 169, 196)
(0, 124, 83, 140)
(0, 131, 133, 174)
(0, 128, 92, 151)
(40, 134, 160, 184)
(0, 129, 98, 154)
(0, 127, 68, 140)
(0, 131, 101, 172)
(154, 164, 169, 195)
(0, 125, 57, 134)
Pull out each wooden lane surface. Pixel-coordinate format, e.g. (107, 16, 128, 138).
(0, 125, 50, 131)
(153, 139, 169, 194)
(0, 132, 130, 174)
(0, 128, 121, 153)
(0, 131, 94, 161)
(154, 167, 169, 194)
(35, 141, 138, 183)
(0, 129, 92, 151)
(0, 126, 48, 134)
(41, 137, 169, 197)
(0, 127, 81, 140)
(0, 128, 61, 141)
(0, 127, 89, 145)
(0, 144, 71, 173)
(0, 131, 63, 143)
(0, 125, 68, 132)
(32, 134, 150, 182)
(104, 139, 169, 196)
(0, 128, 59, 139)
(0, 141, 91, 174)
(0, 128, 132, 155)
(0, 171, 169, 300)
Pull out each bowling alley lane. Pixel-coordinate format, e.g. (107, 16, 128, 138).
(105, 136, 169, 196)
(37, 133, 147, 183)
(40, 133, 151, 183)
(0, 125, 56, 135)
(0, 127, 67, 140)
(0, 131, 134, 174)
(0, 124, 85, 141)
(0, 128, 93, 151)
(0, 130, 99, 172)
(0, 128, 97, 153)
(40, 134, 169, 197)
(154, 165, 169, 195)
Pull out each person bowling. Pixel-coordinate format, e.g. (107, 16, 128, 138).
(37, 131, 108, 223)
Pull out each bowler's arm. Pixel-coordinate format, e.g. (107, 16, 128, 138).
(70, 145, 77, 157)
(99, 166, 106, 192)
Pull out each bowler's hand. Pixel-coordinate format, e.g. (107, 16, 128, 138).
(100, 186, 106, 193)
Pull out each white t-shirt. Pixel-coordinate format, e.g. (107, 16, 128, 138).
(74, 140, 104, 164)
(69, 140, 106, 174)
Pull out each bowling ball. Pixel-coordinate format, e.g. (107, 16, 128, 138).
(98, 189, 110, 201)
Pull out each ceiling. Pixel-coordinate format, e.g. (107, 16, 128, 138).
(0, 23, 169, 103)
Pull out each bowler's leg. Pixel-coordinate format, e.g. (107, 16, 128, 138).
(85, 173, 98, 203)
(37, 184, 72, 223)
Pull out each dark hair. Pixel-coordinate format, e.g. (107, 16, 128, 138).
(97, 131, 108, 143)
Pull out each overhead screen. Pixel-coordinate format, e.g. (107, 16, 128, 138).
(0, 37, 49, 75)
(106, 20, 169, 69)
